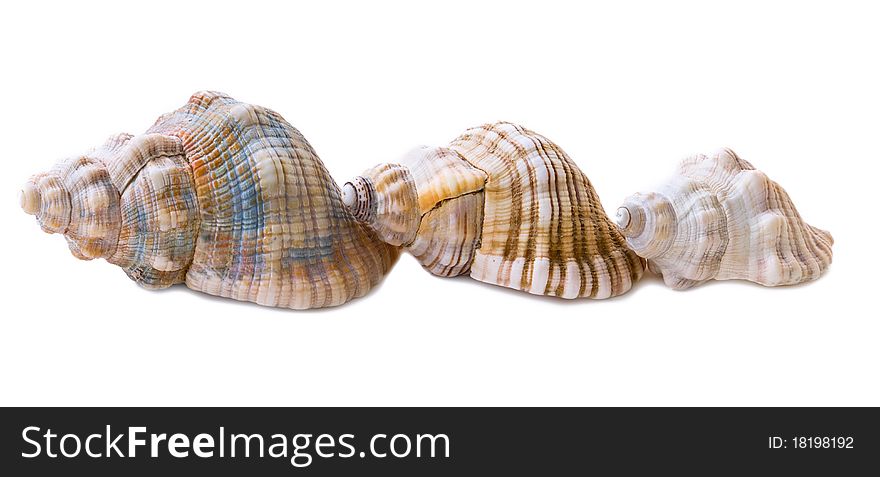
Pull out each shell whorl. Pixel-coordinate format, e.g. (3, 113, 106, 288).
(19, 181, 42, 215)
(21, 132, 197, 284)
(343, 164, 420, 246)
(143, 91, 400, 308)
(22, 156, 122, 260)
(341, 177, 374, 221)
(22, 173, 70, 233)
(344, 145, 489, 276)
(617, 192, 679, 260)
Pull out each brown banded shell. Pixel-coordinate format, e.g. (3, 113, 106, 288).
(451, 122, 644, 298)
(345, 122, 645, 299)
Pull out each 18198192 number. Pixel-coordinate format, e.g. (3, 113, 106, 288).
(794, 436, 854, 449)
(768, 436, 854, 449)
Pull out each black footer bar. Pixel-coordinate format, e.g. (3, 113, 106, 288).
(2, 407, 876, 474)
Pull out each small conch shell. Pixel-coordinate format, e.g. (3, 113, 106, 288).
(345, 122, 645, 299)
(616, 148, 833, 289)
(21, 91, 399, 309)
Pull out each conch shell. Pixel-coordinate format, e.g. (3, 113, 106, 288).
(20, 92, 398, 309)
(344, 122, 645, 299)
(23, 92, 831, 307)
(615, 148, 833, 289)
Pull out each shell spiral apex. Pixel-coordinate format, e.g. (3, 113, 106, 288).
(617, 148, 833, 289)
(344, 122, 645, 299)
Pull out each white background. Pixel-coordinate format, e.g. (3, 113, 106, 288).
(1, 1, 877, 406)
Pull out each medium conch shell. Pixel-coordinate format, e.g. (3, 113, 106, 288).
(615, 148, 833, 289)
(344, 122, 645, 299)
(20, 92, 398, 309)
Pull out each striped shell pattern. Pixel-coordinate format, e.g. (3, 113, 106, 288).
(615, 149, 833, 289)
(21, 92, 398, 309)
(344, 122, 645, 299)
(20, 93, 832, 309)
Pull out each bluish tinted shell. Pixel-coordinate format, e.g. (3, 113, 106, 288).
(139, 92, 399, 308)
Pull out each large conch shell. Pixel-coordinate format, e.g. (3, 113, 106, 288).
(343, 122, 645, 299)
(20, 92, 398, 309)
(615, 148, 833, 289)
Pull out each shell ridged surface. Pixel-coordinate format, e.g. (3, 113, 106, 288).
(22, 174, 69, 233)
(408, 191, 485, 277)
(617, 148, 833, 289)
(346, 122, 645, 298)
(21, 91, 399, 309)
(21, 91, 834, 307)
(398, 146, 488, 276)
(346, 145, 488, 275)
(25, 155, 121, 260)
(397, 146, 488, 215)
(109, 153, 199, 288)
(145, 92, 399, 308)
(345, 163, 421, 246)
(450, 122, 644, 299)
